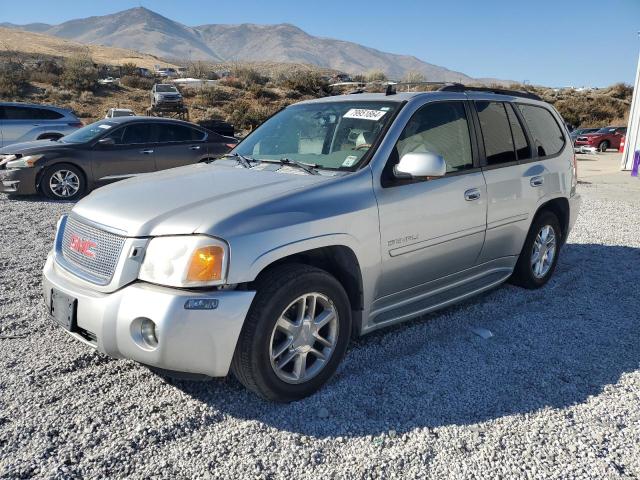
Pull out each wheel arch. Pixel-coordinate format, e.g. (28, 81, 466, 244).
(35, 160, 90, 192)
(249, 244, 365, 335)
(533, 197, 570, 246)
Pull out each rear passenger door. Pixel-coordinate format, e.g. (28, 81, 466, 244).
(474, 100, 564, 263)
(152, 123, 208, 171)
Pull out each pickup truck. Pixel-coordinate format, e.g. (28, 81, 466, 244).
(574, 126, 626, 152)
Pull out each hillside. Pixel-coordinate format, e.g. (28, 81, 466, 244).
(0, 27, 175, 70)
(3, 7, 478, 82)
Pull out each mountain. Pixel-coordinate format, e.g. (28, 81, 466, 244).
(0, 26, 177, 70)
(4, 7, 478, 82)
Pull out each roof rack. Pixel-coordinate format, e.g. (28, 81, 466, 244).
(437, 83, 542, 101)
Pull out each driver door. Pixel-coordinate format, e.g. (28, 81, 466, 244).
(91, 122, 157, 185)
(374, 101, 487, 299)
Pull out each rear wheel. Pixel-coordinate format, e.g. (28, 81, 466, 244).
(41, 163, 86, 200)
(598, 140, 609, 152)
(231, 264, 351, 402)
(510, 211, 561, 289)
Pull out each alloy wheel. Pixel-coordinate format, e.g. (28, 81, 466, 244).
(530, 225, 557, 278)
(269, 292, 339, 384)
(49, 170, 80, 198)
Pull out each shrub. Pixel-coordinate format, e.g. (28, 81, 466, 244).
(249, 84, 280, 100)
(231, 65, 268, 86)
(223, 99, 277, 130)
(198, 86, 235, 105)
(219, 77, 244, 89)
(187, 61, 218, 80)
(0, 62, 28, 97)
(29, 70, 60, 85)
(61, 55, 98, 92)
(365, 70, 387, 82)
(402, 71, 425, 84)
(120, 62, 138, 77)
(120, 75, 154, 90)
(277, 70, 329, 96)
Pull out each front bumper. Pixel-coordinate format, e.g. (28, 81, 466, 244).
(0, 167, 39, 195)
(42, 253, 256, 377)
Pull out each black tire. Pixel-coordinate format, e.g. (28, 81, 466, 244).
(598, 140, 609, 152)
(231, 264, 352, 402)
(510, 211, 562, 289)
(41, 163, 86, 200)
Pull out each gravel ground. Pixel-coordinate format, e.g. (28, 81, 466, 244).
(1, 180, 639, 479)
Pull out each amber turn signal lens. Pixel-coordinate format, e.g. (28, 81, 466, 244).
(186, 246, 224, 282)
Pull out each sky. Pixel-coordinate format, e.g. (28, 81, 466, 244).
(1, 0, 639, 87)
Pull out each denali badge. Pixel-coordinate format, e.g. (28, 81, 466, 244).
(69, 235, 97, 258)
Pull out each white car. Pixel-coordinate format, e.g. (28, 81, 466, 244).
(105, 108, 135, 119)
(98, 77, 119, 86)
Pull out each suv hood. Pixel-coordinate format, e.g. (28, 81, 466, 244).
(72, 163, 331, 237)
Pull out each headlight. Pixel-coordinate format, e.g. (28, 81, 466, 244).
(6, 154, 44, 169)
(139, 235, 229, 287)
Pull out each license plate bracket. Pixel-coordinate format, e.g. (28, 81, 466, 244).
(50, 289, 77, 332)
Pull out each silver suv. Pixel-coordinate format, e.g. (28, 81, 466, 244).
(0, 102, 82, 147)
(42, 87, 580, 402)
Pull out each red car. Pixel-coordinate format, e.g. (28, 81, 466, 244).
(574, 126, 627, 152)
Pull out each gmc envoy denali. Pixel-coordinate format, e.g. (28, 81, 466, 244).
(43, 86, 580, 401)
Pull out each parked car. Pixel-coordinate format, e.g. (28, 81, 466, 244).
(0, 117, 236, 199)
(569, 127, 599, 143)
(151, 84, 183, 108)
(98, 77, 119, 86)
(574, 126, 626, 151)
(0, 102, 83, 147)
(105, 108, 135, 119)
(156, 68, 178, 78)
(42, 88, 580, 401)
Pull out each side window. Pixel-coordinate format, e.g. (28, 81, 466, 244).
(121, 124, 154, 145)
(3, 106, 37, 120)
(506, 104, 531, 161)
(475, 101, 516, 166)
(396, 101, 473, 174)
(516, 104, 565, 157)
(31, 108, 64, 120)
(104, 127, 126, 145)
(156, 124, 203, 143)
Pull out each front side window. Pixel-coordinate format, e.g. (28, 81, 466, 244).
(475, 101, 517, 166)
(395, 101, 473, 173)
(121, 124, 154, 145)
(517, 104, 565, 157)
(233, 101, 400, 170)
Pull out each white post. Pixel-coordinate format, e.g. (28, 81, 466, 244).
(621, 49, 640, 170)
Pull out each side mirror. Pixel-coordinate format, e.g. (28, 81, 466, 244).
(394, 151, 446, 178)
(97, 137, 115, 147)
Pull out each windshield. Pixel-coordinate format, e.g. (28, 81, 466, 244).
(233, 101, 400, 170)
(156, 85, 177, 93)
(60, 120, 117, 143)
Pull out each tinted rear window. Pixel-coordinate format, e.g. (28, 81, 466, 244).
(475, 101, 516, 166)
(2, 106, 64, 120)
(516, 104, 565, 157)
(155, 123, 206, 142)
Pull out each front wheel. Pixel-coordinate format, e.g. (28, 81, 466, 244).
(598, 140, 609, 152)
(41, 163, 86, 200)
(510, 211, 561, 289)
(231, 264, 352, 402)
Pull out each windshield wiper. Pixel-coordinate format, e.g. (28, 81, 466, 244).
(279, 158, 320, 175)
(223, 152, 259, 169)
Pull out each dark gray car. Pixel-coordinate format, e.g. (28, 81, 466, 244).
(0, 117, 236, 200)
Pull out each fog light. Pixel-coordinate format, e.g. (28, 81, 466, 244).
(140, 318, 158, 347)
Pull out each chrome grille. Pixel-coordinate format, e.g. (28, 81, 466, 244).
(60, 216, 126, 284)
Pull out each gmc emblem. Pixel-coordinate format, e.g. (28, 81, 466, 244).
(69, 235, 97, 258)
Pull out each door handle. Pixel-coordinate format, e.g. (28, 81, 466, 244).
(189, 145, 201, 150)
(464, 188, 481, 201)
(140, 149, 154, 154)
(530, 176, 544, 187)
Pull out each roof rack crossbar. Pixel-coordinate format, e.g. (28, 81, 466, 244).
(437, 84, 541, 100)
